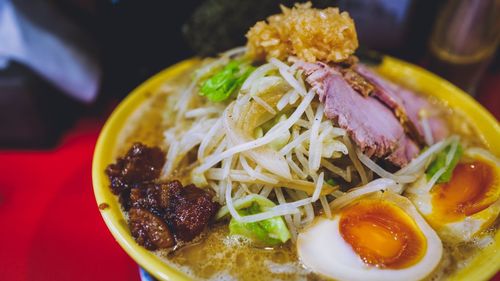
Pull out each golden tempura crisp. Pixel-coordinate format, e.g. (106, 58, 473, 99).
(246, 2, 358, 63)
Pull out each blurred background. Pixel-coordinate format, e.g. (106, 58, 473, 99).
(0, 0, 498, 280)
(0, 0, 498, 148)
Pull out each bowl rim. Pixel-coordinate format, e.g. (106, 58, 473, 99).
(92, 56, 500, 281)
(93, 59, 197, 281)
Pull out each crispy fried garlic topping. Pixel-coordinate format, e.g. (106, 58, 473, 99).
(246, 2, 358, 63)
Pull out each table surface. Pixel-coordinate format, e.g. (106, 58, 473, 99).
(0, 72, 498, 281)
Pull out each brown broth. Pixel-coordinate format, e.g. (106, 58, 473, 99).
(158, 224, 315, 280)
(114, 65, 497, 280)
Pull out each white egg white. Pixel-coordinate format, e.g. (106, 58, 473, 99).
(297, 191, 443, 281)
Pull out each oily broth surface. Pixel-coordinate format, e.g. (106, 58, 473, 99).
(158, 224, 317, 281)
(114, 64, 495, 280)
(115, 90, 168, 157)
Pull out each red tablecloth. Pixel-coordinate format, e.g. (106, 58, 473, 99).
(0, 119, 138, 281)
(0, 75, 498, 281)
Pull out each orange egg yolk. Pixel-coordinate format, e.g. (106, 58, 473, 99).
(431, 159, 499, 223)
(339, 199, 426, 269)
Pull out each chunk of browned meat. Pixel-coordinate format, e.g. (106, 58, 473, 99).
(106, 144, 220, 248)
(127, 180, 219, 244)
(130, 183, 171, 214)
(128, 207, 174, 250)
(105, 143, 165, 195)
(166, 181, 220, 242)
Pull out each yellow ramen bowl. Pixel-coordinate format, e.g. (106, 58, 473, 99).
(92, 57, 500, 281)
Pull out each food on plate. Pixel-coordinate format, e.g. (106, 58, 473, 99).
(103, 3, 499, 280)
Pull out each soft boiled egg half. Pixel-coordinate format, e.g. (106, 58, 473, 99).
(406, 148, 500, 243)
(297, 181, 442, 281)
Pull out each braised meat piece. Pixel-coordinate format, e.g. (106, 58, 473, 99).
(297, 60, 451, 166)
(127, 181, 219, 244)
(296, 61, 419, 166)
(130, 183, 171, 214)
(106, 144, 220, 249)
(118, 188, 132, 211)
(322, 69, 409, 159)
(129, 208, 174, 250)
(129, 180, 219, 242)
(297, 61, 405, 156)
(166, 181, 220, 242)
(356, 64, 448, 145)
(396, 87, 449, 143)
(105, 143, 165, 194)
(386, 137, 420, 167)
(339, 67, 374, 97)
(354, 64, 448, 146)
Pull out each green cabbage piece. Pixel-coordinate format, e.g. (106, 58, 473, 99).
(217, 194, 291, 246)
(199, 60, 254, 102)
(426, 142, 463, 184)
